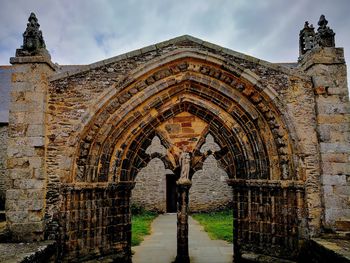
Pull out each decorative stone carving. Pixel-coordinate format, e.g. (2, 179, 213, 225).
(299, 21, 315, 56)
(314, 15, 335, 48)
(178, 151, 191, 184)
(145, 136, 167, 156)
(200, 133, 220, 153)
(15, 12, 50, 57)
(299, 15, 335, 58)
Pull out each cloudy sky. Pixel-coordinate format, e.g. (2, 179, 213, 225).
(0, 0, 349, 71)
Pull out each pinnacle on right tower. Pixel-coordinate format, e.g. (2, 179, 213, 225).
(299, 15, 335, 58)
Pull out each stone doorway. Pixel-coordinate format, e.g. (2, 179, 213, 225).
(166, 174, 177, 213)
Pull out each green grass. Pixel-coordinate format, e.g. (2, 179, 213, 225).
(131, 211, 158, 246)
(192, 210, 233, 243)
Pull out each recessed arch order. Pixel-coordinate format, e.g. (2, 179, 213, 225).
(72, 51, 298, 186)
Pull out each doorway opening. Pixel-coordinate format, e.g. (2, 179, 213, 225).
(166, 174, 177, 213)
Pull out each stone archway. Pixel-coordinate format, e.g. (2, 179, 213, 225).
(44, 48, 311, 262)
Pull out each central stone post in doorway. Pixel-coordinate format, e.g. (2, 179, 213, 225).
(175, 152, 192, 263)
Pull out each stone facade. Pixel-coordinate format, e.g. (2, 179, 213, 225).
(0, 13, 349, 262)
(0, 124, 8, 208)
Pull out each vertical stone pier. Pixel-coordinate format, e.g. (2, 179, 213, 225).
(175, 180, 191, 263)
(299, 15, 350, 230)
(5, 13, 56, 241)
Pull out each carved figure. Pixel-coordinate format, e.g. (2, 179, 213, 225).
(179, 151, 191, 180)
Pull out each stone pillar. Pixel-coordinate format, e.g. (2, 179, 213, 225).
(299, 47, 350, 230)
(115, 182, 134, 263)
(175, 179, 191, 263)
(5, 55, 55, 241)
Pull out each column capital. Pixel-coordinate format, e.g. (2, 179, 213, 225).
(177, 178, 192, 188)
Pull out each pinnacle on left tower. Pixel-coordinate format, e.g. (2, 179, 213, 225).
(6, 13, 55, 241)
(15, 12, 50, 58)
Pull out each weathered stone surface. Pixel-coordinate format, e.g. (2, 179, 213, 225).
(190, 155, 232, 212)
(5, 56, 55, 241)
(132, 158, 168, 212)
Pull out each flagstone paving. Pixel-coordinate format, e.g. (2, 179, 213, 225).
(132, 213, 233, 263)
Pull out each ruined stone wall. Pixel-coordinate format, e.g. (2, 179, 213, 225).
(0, 124, 8, 208)
(131, 156, 233, 213)
(132, 158, 167, 212)
(300, 47, 350, 229)
(190, 155, 232, 212)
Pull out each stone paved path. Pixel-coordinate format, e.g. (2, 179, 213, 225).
(132, 213, 233, 263)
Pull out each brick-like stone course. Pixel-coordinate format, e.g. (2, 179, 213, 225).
(58, 184, 131, 262)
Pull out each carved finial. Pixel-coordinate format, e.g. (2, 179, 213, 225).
(299, 20, 315, 56)
(315, 14, 335, 48)
(299, 15, 336, 60)
(318, 14, 328, 28)
(15, 12, 49, 57)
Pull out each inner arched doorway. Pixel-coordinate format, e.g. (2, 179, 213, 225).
(52, 49, 306, 262)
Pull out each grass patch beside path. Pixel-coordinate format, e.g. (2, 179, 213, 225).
(131, 211, 158, 246)
(192, 210, 233, 243)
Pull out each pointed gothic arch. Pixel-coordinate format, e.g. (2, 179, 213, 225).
(42, 45, 318, 262)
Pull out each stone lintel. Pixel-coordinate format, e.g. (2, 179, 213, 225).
(10, 55, 57, 71)
(176, 178, 192, 187)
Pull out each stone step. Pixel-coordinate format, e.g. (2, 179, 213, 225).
(336, 219, 350, 232)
